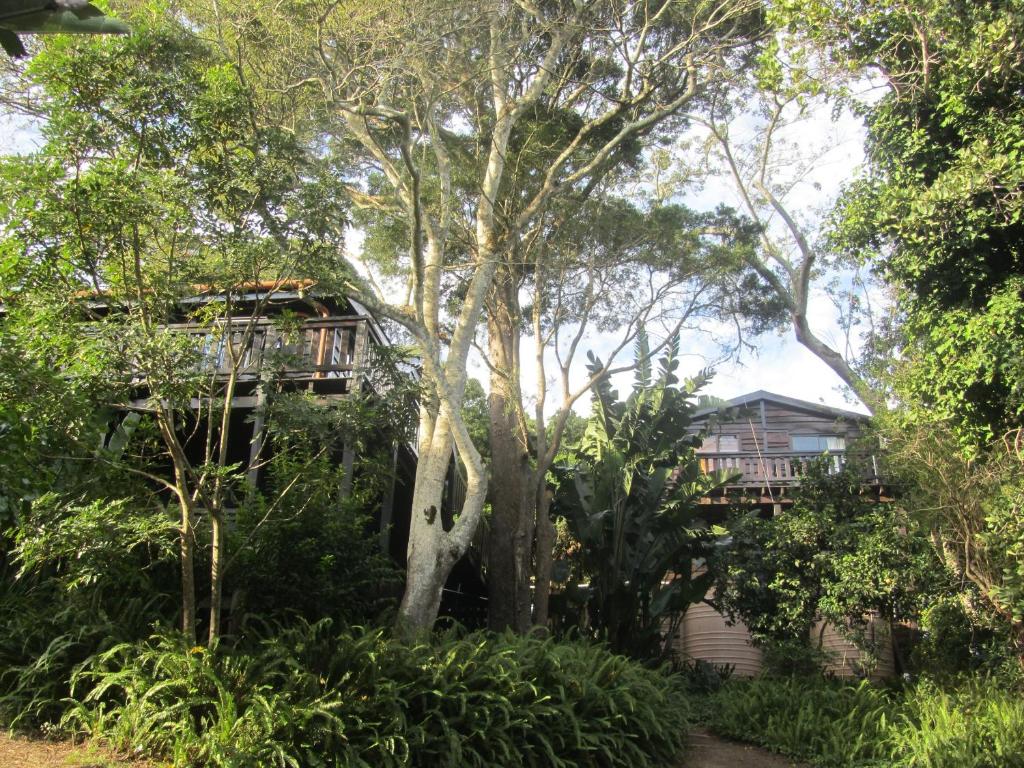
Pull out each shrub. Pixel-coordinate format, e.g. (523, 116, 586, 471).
(706, 676, 895, 767)
(705, 674, 1024, 768)
(890, 678, 1024, 768)
(63, 621, 692, 768)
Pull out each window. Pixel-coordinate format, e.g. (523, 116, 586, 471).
(792, 435, 845, 452)
(699, 435, 739, 452)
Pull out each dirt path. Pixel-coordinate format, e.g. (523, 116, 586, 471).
(3, 729, 800, 768)
(685, 730, 808, 768)
(0, 733, 148, 768)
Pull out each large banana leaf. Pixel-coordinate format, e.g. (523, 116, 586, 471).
(551, 332, 738, 659)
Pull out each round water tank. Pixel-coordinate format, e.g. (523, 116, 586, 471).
(675, 602, 763, 678)
(811, 615, 896, 680)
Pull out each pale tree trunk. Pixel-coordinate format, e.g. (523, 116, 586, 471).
(207, 337, 242, 645)
(178, 495, 198, 645)
(398, 435, 452, 630)
(164, 418, 198, 645)
(208, 512, 225, 641)
(397, 394, 488, 634)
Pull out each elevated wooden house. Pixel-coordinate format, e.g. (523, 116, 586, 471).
(673, 390, 893, 678)
(690, 390, 880, 512)
(101, 281, 481, 618)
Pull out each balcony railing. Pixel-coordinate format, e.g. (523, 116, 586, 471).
(698, 450, 878, 487)
(161, 316, 373, 386)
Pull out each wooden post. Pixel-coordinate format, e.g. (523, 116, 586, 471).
(247, 386, 267, 488)
(340, 444, 356, 499)
(379, 445, 400, 552)
(352, 320, 369, 393)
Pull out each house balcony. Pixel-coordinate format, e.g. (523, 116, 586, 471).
(698, 450, 880, 488)
(141, 315, 400, 402)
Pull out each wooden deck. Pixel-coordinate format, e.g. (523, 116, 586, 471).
(162, 315, 372, 384)
(698, 450, 879, 487)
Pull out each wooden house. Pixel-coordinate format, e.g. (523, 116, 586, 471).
(673, 390, 892, 677)
(102, 280, 483, 623)
(689, 390, 880, 512)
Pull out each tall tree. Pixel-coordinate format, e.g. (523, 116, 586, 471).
(194, 0, 766, 631)
(485, 197, 784, 631)
(804, 0, 1024, 448)
(780, 0, 1024, 649)
(675, 37, 878, 406)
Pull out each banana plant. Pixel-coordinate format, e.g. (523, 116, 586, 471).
(552, 331, 734, 660)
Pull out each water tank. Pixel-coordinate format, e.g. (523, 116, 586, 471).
(674, 601, 763, 677)
(811, 615, 896, 680)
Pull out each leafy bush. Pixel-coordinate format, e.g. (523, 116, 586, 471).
(0, 576, 172, 729)
(705, 674, 1024, 768)
(63, 621, 692, 768)
(710, 461, 949, 672)
(706, 676, 895, 766)
(890, 678, 1024, 768)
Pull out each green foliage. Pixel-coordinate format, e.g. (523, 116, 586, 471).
(890, 679, 1024, 768)
(786, 0, 1024, 449)
(63, 622, 691, 768)
(881, 423, 1024, 650)
(0, 570, 174, 730)
(12, 494, 176, 591)
(460, 378, 491, 464)
(711, 461, 944, 664)
(231, 395, 404, 625)
(551, 333, 730, 659)
(707, 676, 895, 766)
(706, 675, 1024, 768)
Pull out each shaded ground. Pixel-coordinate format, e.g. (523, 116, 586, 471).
(685, 730, 808, 768)
(0, 733, 149, 768)
(3, 729, 801, 767)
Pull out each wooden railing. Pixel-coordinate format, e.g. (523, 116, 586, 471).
(160, 316, 372, 384)
(698, 450, 878, 486)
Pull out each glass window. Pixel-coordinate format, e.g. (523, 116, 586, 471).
(718, 435, 739, 452)
(699, 435, 738, 452)
(792, 435, 845, 452)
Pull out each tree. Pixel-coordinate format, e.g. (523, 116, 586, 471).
(193, 0, 767, 632)
(777, 0, 1024, 654)
(710, 462, 944, 672)
(486, 196, 786, 632)
(0, 9, 345, 643)
(805, 0, 1024, 449)
(550, 335, 730, 659)
(674, 38, 878, 407)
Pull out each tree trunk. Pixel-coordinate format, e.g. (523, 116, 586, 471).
(208, 511, 225, 645)
(178, 498, 197, 645)
(792, 311, 880, 414)
(486, 277, 534, 632)
(531, 488, 557, 629)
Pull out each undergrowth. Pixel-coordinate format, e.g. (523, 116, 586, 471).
(706, 674, 1024, 768)
(61, 620, 691, 768)
(706, 676, 894, 766)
